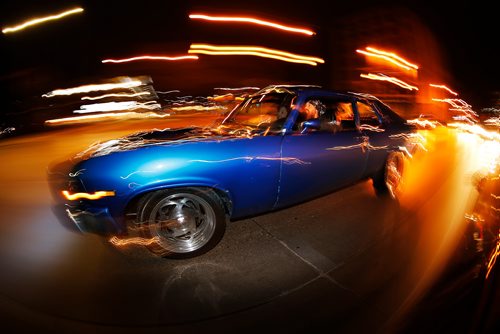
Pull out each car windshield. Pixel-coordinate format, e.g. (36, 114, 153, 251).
(222, 92, 293, 131)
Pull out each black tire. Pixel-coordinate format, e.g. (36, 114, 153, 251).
(136, 187, 226, 258)
(373, 151, 405, 199)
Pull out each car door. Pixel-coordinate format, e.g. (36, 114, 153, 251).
(276, 97, 368, 208)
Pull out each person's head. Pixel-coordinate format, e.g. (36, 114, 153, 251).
(300, 99, 323, 120)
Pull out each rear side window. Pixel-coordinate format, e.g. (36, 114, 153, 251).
(357, 101, 381, 126)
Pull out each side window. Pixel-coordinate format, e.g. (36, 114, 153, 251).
(357, 101, 381, 126)
(332, 101, 356, 131)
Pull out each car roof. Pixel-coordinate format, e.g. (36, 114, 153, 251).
(254, 84, 380, 103)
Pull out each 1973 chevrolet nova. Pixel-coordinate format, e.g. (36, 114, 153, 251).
(48, 85, 417, 258)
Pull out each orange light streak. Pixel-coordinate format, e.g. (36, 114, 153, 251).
(2, 7, 84, 34)
(189, 13, 315, 36)
(62, 190, 115, 201)
(366, 47, 419, 69)
(485, 231, 500, 280)
(364, 46, 419, 70)
(189, 43, 324, 66)
(429, 84, 458, 96)
(102, 55, 198, 63)
(81, 92, 151, 100)
(407, 118, 439, 129)
(356, 49, 413, 71)
(109, 236, 160, 247)
(45, 111, 170, 125)
(360, 73, 419, 91)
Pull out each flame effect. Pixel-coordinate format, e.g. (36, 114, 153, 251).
(2, 7, 84, 34)
(189, 13, 315, 36)
(360, 73, 418, 91)
(62, 190, 115, 201)
(189, 43, 324, 66)
(102, 55, 198, 63)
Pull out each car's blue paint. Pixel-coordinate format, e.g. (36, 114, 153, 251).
(49, 85, 415, 235)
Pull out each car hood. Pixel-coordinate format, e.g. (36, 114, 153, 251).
(75, 125, 258, 159)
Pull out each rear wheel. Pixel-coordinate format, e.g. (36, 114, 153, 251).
(136, 188, 226, 258)
(373, 151, 405, 199)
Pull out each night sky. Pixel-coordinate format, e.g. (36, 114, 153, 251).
(0, 0, 498, 112)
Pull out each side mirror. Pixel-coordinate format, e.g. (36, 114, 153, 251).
(301, 119, 321, 133)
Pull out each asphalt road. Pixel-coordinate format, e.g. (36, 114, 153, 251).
(0, 114, 498, 333)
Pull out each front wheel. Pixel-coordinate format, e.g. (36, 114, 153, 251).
(373, 151, 405, 199)
(136, 188, 226, 258)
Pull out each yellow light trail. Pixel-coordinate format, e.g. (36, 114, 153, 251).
(367, 46, 419, 69)
(102, 55, 199, 63)
(429, 84, 458, 96)
(74, 101, 161, 113)
(360, 73, 419, 91)
(356, 49, 414, 71)
(62, 190, 115, 201)
(45, 111, 170, 125)
(2, 7, 84, 34)
(189, 13, 315, 36)
(363, 46, 419, 70)
(42, 80, 144, 98)
(81, 92, 151, 100)
(189, 43, 324, 66)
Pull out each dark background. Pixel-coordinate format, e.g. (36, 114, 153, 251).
(0, 0, 498, 111)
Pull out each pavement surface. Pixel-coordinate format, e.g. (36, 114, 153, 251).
(0, 115, 498, 333)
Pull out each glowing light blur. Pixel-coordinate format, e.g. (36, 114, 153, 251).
(45, 111, 170, 126)
(102, 55, 198, 63)
(189, 43, 324, 66)
(62, 190, 115, 201)
(42, 80, 144, 98)
(109, 236, 160, 247)
(486, 232, 500, 280)
(407, 118, 440, 129)
(357, 46, 419, 70)
(189, 13, 315, 36)
(360, 73, 419, 91)
(2, 7, 84, 34)
(81, 92, 151, 101)
(171, 105, 221, 111)
(429, 84, 458, 96)
(74, 101, 161, 113)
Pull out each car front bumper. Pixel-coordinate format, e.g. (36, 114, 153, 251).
(53, 203, 125, 235)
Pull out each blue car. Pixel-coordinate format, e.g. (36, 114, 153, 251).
(48, 85, 417, 258)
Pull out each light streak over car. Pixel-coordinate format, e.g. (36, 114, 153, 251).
(44, 111, 170, 126)
(189, 13, 315, 36)
(2, 7, 84, 34)
(189, 43, 324, 66)
(81, 92, 151, 101)
(74, 101, 161, 113)
(360, 73, 419, 91)
(356, 46, 419, 71)
(102, 55, 198, 63)
(42, 80, 144, 98)
(429, 83, 458, 96)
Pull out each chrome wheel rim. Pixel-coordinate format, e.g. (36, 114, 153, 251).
(147, 193, 216, 253)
